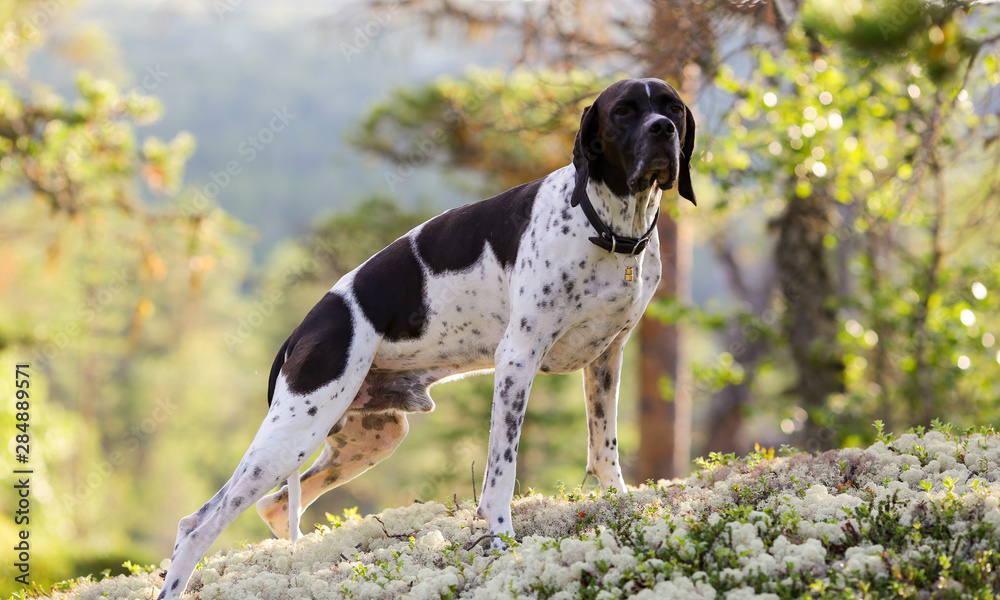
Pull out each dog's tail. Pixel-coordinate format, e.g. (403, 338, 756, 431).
(267, 337, 291, 407)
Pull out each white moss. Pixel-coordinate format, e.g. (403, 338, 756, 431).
(44, 431, 1000, 599)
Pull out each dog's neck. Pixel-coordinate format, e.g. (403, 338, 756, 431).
(585, 178, 662, 240)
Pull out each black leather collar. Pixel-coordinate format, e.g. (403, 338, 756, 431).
(576, 189, 659, 255)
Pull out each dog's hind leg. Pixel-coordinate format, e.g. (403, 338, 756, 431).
(256, 367, 460, 538)
(257, 410, 410, 538)
(157, 389, 347, 598)
(158, 292, 382, 599)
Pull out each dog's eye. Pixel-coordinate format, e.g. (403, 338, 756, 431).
(670, 105, 683, 114)
(613, 106, 631, 116)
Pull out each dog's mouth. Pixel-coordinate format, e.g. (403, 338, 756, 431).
(649, 167, 676, 191)
(627, 157, 677, 194)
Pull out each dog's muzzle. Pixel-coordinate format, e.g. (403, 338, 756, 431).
(627, 115, 680, 193)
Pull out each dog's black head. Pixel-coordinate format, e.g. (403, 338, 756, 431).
(572, 78, 696, 206)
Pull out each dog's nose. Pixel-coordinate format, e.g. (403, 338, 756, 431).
(645, 116, 675, 137)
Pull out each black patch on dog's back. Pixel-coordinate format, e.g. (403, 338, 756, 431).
(282, 292, 354, 396)
(353, 236, 428, 341)
(416, 178, 541, 273)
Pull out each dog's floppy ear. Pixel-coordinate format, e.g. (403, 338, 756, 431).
(571, 102, 600, 207)
(677, 105, 697, 206)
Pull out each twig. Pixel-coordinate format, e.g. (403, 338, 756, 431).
(897, 50, 979, 220)
(463, 534, 499, 551)
(463, 532, 523, 551)
(915, 153, 947, 424)
(471, 461, 478, 505)
(373, 516, 412, 540)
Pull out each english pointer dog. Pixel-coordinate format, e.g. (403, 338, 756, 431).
(159, 77, 696, 598)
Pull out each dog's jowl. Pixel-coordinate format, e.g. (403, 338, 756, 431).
(158, 77, 696, 598)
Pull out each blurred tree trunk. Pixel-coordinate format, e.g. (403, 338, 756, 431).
(637, 204, 691, 480)
(705, 237, 776, 454)
(636, 0, 787, 478)
(774, 189, 844, 450)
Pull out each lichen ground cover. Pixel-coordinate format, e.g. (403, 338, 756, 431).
(37, 428, 1000, 599)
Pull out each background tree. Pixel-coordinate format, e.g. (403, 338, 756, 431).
(0, 0, 260, 588)
(705, 0, 1000, 447)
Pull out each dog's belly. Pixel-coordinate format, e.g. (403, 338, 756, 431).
(370, 315, 633, 377)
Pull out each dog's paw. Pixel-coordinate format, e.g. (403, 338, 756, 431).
(490, 532, 520, 551)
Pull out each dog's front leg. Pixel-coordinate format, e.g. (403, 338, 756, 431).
(582, 333, 629, 494)
(477, 332, 546, 548)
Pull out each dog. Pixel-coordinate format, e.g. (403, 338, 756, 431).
(158, 77, 696, 598)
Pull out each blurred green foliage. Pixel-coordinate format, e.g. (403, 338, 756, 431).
(347, 1, 1000, 452)
(702, 2, 1000, 444)
(802, 0, 982, 83)
(0, 0, 256, 592)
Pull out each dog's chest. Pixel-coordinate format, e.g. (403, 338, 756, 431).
(513, 178, 661, 371)
(533, 241, 661, 373)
